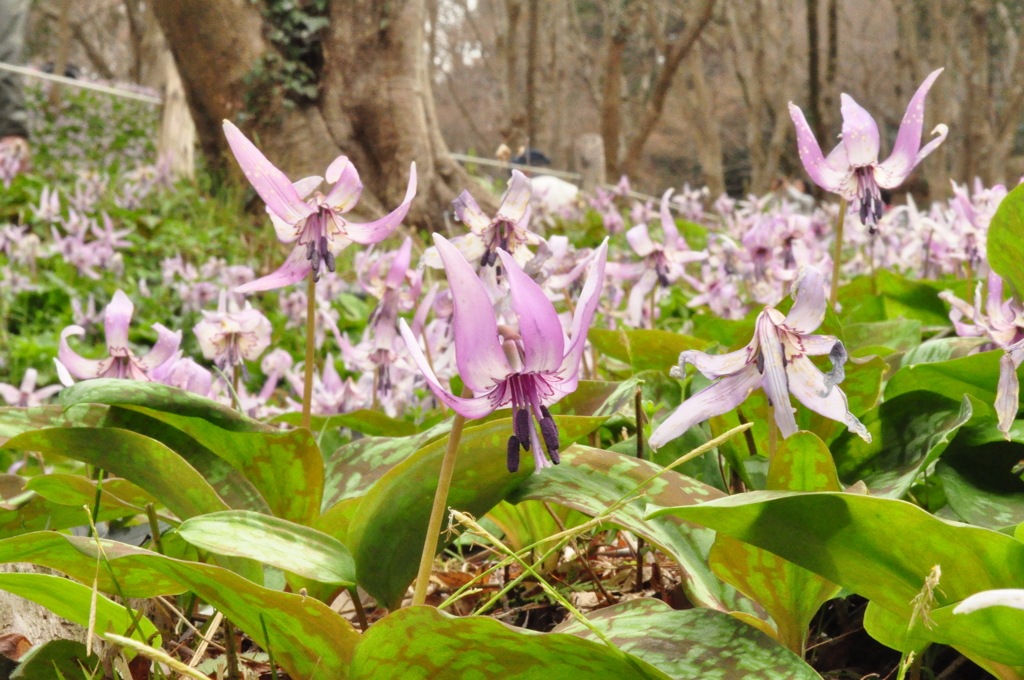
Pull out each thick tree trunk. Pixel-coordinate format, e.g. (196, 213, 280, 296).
(806, 0, 823, 142)
(154, 0, 484, 229)
(600, 28, 628, 179)
(684, 42, 725, 199)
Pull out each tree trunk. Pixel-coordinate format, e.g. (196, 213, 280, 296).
(684, 42, 725, 198)
(600, 27, 628, 179)
(154, 0, 485, 229)
(963, 0, 991, 184)
(525, 0, 540, 149)
(806, 0, 824, 142)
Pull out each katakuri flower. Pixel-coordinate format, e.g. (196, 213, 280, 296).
(447, 170, 542, 268)
(222, 121, 417, 292)
(193, 290, 273, 371)
(58, 290, 182, 381)
(0, 368, 63, 407)
(789, 69, 947, 227)
(400, 233, 608, 473)
(649, 266, 870, 449)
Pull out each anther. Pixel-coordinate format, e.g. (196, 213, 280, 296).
(506, 435, 521, 473)
(539, 405, 560, 461)
(514, 409, 531, 450)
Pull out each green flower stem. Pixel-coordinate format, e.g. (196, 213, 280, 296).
(411, 388, 472, 606)
(301, 272, 317, 431)
(829, 200, 848, 309)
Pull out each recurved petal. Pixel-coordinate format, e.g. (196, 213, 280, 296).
(497, 248, 564, 373)
(104, 290, 134, 350)
(625, 269, 659, 327)
(997, 350, 1023, 439)
(234, 246, 311, 294)
(626, 223, 658, 257)
(788, 333, 839, 356)
(0, 383, 21, 405)
(954, 589, 1024, 615)
(58, 326, 105, 379)
(324, 157, 363, 213)
(136, 324, 183, 371)
(340, 163, 417, 244)
(560, 239, 608, 376)
(840, 94, 881, 166)
(787, 354, 870, 442)
(433, 234, 512, 392)
(674, 347, 752, 380)
(399, 319, 498, 418)
(757, 313, 798, 438)
(452, 191, 492, 235)
(788, 103, 848, 192)
(495, 170, 532, 225)
(875, 69, 945, 188)
(386, 237, 414, 289)
(268, 212, 301, 244)
(292, 176, 323, 200)
(648, 364, 761, 449)
(222, 121, 315, 225)
(782, 266, 828, 333)
(659, 189, 682, 249)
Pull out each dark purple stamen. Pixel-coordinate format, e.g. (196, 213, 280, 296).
(539, 405, 560, 461)
(514, 408, 532, 450)
(506, 435, 521, 473)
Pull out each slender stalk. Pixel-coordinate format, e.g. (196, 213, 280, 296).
(146, 503, 164, 554)
(411, 388, 472, 606)
(90, 469, 104, 537)
(349, 586, 369, 631)
(828, 200, 848, 309)
(634, 386, 645, 591)
(301, 272, 317, 430)
(231, 364, 240, 410)
(223, 619, 240, 680)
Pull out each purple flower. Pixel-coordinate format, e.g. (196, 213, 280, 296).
(649, 267, 870, 449)
(149, 352, 213, 397)
(449, 170, 541, 268)
(222, 122, 416, 292)
(788, 69, 947, 226)
(400, 233, 608, 473)
(193, 290, 273, 370)
(58, 290, 181, 381)
(0, 369, 63, 407)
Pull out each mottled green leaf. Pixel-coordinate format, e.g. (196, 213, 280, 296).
(509, 445, 762, 618)
(831, 392, 980, 497)
(839, 270, 954, 326)
(0, 404, 108, 446)
(935, 429, 1024, 529)
(553, 598, 820, 679)
(178, 510, 355, 585)
(10, 640, 99, 680)
(348, 415, 605, 609)
(988, 182, 1024, 297)
(2, 427, 229, 521)
(349, 605, 670, 679)
(0, 573, 159, 645)
(272, 409, 418, 437)
(708, 432, 841, 653)
(900, 337, 990, 367)
(648, 491, 1024, 665)
(0, 532, 357, 680)
(548, 379, 638, 418)
(26, 473, 145, 515)
(886, 350, 1010, 405)
(590, 328, 707, 373)
(844, 319, 921, 353)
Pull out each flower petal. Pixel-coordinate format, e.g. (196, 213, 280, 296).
(269, 212, 301, 244)
(875, 69, 945, 188)
(399, 319, 498, 418)
(53, 358, 76, 386)
(787, 355, 870, 441)
(222, 121, 315, 225)
(497, 248, 564, 373)
(58, 326, 104, 379)
(0, 383, 21, 405)
(998, 348, 1024, 439)
(324, 157, 363, 213)
(495, 170, 532, 225)
(452, 191, 492, 235)
(626, 269, 659, 327)
(782, 266, 827, 333)
(757, 312, 798, 437)
(104, 290, 134, 350)
(292, 176, 323, 200)
(433, 233, 512, 392)
(675, 347, 753, 380)
(235, 246, 311, 294)
(560, 239, 609, 376)
(839, 94, 881, 166)
(660, 189, 683, 250)
(649, 364, 762, 449)
(386, 237, 413, 289)
(137, 324, 183, 371)
(626, 223, 658, 257)
(788, 102, 848, 192)
(340, 163, 417, 244)
(954, 589, 1024, 615)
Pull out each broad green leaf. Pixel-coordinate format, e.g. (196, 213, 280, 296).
(831, 392, 980, 498)
(988, 182, 1024, 297)
(935, 427, 1024, 528)
(844, 319, 921, 353)
(590, 328, 707, 373)
(0, 532, 358, 680)
(708, 432, 841, 653)
(2, 427, 229, 521)
(10, 640, 99, 680)
(648, 491, 1024, 665)
(0, 404, 107, 446)
(839, 270, 953, 326)
(690, 313, 757, 348)
(509, 444, 761, 617)
(901, 337, 990, 367)
(348, 415, 605, 609)
(26, 473, 145, 516)
(886, 350, 1009, 404)
(60, 379, 323, 525)
(548, 379, 638, 418)
(178, 510, 355, 585)
(349, 605, 670, 679)
(0, 488, 143, 540)
(272, 409, 418, 437)
(0, 573, 159, 645)
(553, 598, 820, 679)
